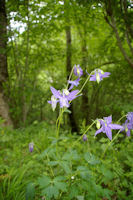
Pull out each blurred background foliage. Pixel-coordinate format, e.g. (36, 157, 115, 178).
(0, 0, 132, 129)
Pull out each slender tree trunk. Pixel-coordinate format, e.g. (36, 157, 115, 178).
(64, 0, 78, 133)
(66, 25, 78, 133)
(0, 0, 13, 126)
(81, 38, 90, 124)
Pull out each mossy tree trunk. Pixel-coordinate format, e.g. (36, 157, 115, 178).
(0, 0, 13, 126)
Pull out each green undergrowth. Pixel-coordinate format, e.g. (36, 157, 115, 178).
(0, 122, 133, 200)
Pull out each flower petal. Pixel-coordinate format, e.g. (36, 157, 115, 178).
(50, 87, 61, 99)
(95, 127, 103, 136)
(48, 100, 52, 104)
(105, 127, 112, 140)
(104, 116, 112, 124)
(109, 124, 123, 130)
(126, 129, 131, 137)
(67, 90, 79, 101)
(102, 72, 110, 78)
(90, 75, 96, 81)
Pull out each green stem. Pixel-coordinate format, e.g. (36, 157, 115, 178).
(101, 129, 121, 159)
(56, 108, 64, 153)
(117, 114, 127, 123)
(46, 153, 55, 177)
(72, 120, 96, 148)
(78, 71, 93, 95)
(66, 66, 74, 89)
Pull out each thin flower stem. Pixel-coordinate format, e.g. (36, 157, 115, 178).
(117, 114, 127, 123)
(56, 108, 64, 128)
(56, 108, 64, 153)
(72, 120, 96, 148)
(101, 129, 121, 159)
(46, 153, 55, 177)
(66, 66, 74, 89)
(77, 71, 93, 95)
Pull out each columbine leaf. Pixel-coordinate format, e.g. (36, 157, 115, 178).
(38, 175, 51, 188)
(53, 176, 66, 181)
(53, 176, 67, 192)
(77, 166, 91, 180)
(54, 181, 67, 192)
(41, 185, 59, 199)
(62, 150, 80, 161)
(68, 185, 79, 199)
(84, 152, 100, 165)
(60, 161, 71, 174)
(48, 161, 58, 166)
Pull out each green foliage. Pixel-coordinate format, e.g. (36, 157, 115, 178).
(0, 122, 133, 199)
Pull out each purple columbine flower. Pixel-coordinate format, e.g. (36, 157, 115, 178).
(90, 69, 110, 84)
(29, 142, 34, 152)
(95, 116, 123, 140)
(48, 87, 79, 109)
(74, 65, 83, 77)
(83, 134, 88, 141)
(68, 78, 80, 90)
(121, 112, 133, 136)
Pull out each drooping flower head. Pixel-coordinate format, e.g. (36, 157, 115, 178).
(95, 116, 123, 140)
(74, 65, 83, 77)
(48, 86, 79, 109)
(68, 78, 80, 90)
(121, 112, 133, 137)
(90, 69, 110, 84)
(29, 142, 34, 152)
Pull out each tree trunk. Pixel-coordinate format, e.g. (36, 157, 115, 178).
(0, 0, 13, 126)
(81, 38, 90, 124)
(66, 25, 78, 133)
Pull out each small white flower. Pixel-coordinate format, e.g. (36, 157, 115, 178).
(71, 176, 74, 180)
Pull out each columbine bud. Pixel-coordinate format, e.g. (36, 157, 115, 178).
(96, 120, 101, 129)
(83, 134, 88, 141)
(29, 142, 34, 152)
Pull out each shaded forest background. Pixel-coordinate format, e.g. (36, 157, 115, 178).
(0, 0, 133, 130)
